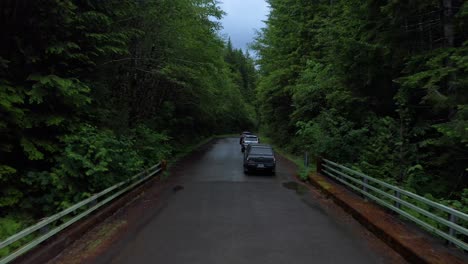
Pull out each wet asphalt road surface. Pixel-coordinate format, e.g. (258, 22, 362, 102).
(106, 138, 390, 264)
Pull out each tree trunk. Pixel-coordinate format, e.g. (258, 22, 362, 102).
(442, 0, 454, 47)
(442, 0, 456, 118)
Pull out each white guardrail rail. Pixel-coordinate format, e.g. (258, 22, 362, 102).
(321, 158, 468, 251)
(0, 162, 163, 264)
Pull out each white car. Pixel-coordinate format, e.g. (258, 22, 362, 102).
(241, 135, 259, 152)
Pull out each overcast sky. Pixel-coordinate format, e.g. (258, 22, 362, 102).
(218, 0, 269, 52)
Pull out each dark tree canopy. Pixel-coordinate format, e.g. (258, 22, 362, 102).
(254, 0, 467, 207)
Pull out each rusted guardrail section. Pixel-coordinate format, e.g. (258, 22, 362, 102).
(318, 158, 468, 251)
(0, 162, 163, 264)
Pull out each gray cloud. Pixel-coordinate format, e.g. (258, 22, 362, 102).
(218, 0, 269, 52)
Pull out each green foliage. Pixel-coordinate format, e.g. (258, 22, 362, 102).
(434, 105, 468, 145)
(132, 125, 172, 166)
(298, 167, 313, 181)
(355, 116, 400, 181)
(0, 216, 26, 256)
(56, 125, 143, 190)
(27, 75, 91, 106)
(0, 188, 23, 208)
(0, 166, 16, 181)
(296, 110, 368, 162)
(255, 0, 467, 203)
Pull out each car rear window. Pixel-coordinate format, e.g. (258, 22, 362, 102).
(245, 136, 258, 140)
(249, 148, 273, 155)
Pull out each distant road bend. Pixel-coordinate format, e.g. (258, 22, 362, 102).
(54, 138, 406, 264)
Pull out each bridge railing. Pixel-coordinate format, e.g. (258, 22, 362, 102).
(0, 162, 163, 264)
(319, 158, 468, 251)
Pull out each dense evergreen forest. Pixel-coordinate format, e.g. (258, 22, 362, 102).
(1, 0, 467, 251)
(0, 0, 256, 243)
(254, 0, 467, 210)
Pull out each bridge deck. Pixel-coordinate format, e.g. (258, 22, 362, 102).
(51, 138, 406, 264)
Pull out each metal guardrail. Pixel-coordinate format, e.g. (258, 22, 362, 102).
(320, 158, 468, 251)
(0, 162, 163, 264)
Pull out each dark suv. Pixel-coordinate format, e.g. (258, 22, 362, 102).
(243, 144, 276, 174)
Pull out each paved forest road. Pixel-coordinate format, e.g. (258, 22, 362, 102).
(95, 138, 401, 264)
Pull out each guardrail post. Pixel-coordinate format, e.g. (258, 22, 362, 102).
(39, 225, 49, 235)
(316, 157, 323, 175)
(89, 199, 97, 209)
(448, 214, 457, 245)
(362, 177, 368, 201)
(304, 152, 309, 169)
(394, 190, 401, 209)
